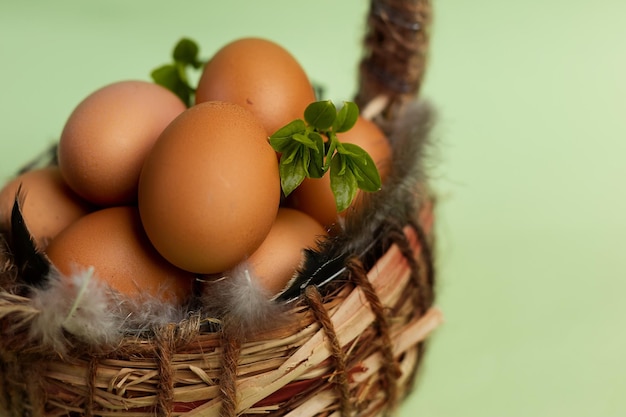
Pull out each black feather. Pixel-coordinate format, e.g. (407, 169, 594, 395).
(9, 186, 51, 292)
(276, 251, 349, 303)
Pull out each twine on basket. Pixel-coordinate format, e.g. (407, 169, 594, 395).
(305, 285, 353, 416)
(346, 257, 402, 415)
(218, 326, 243, 417)
(85, 356, 100, 417)
(155, 325, 177, 416)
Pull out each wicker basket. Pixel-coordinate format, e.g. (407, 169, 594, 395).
(0, 1, 441, 416)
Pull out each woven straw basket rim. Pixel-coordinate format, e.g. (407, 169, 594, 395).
(1, 223, 441, 416)
(1, 1, 438, 416)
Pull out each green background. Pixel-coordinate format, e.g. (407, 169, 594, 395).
(1, 1, 625, 416)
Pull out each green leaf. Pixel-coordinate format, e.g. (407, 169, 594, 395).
(336, 142, 366, 163)
(269, 119, 306, 152)
(341, 143, 381, 192)
(323, 133, 338, 171)
(292, 133, 317, 150)
(173, 38, 201, 68)
(175, 62, 191, 85)
(335, 150, 348, 176)
(280, 155, 307, 196)
(333, 102, 359, 133)
(151, 64, 192, 106)
(307, 153, 325, 178)
(279, 143, 300, 165)
(270, 119, 306, 139)
(302, 147, 311, 177)
(307, 132, 325, 178)
(330, 154, 358, 212)
(304, 100, 337, 130)
(151, 64, 179, 88)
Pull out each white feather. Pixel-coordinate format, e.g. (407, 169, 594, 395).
(200, 260, 290, 338)
(28, 266, 190, 353)
(29, 267, 118, 353)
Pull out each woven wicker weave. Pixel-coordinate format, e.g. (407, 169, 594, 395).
(0, 1, 440, 416)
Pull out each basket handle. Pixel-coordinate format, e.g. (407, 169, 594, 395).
(356, 0, 432, 123)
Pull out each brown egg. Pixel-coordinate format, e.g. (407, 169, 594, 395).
(45, 206, 196, 303)
(138, 101, 281, 274)
(246, 208, 327, 295)
(58, 80, 187, 206)
(287, 116, 392, 228)
(0, 167, 93, 249)
(195, 37, 316, 136)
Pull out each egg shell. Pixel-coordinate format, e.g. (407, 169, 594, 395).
(287, 116, 392, 228)
(138, 101, 281, 274)
(0, 167, 93, 249)
(58, 80, 187, 206)
(45, 206, 196, 303)
(195, 37, 316, 136)
(245, 208, 326, 295)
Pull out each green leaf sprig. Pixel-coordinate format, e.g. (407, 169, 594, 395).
(151, 38, 204, 107)
(270, 100, 382, 212)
